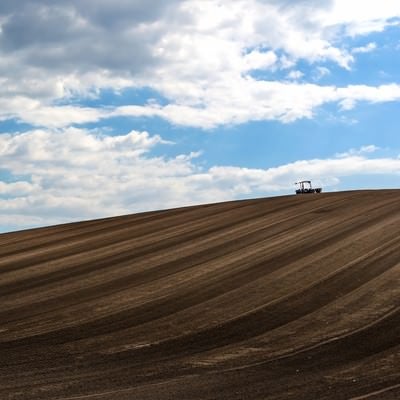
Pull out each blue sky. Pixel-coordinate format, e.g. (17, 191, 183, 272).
(0, 0, 400, 232)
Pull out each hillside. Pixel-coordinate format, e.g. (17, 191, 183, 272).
(1, 190, 400, 399)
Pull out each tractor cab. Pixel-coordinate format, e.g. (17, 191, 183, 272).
(295, 180, 322, 194)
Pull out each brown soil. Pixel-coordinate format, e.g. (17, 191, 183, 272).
(1, 190, 400, 399)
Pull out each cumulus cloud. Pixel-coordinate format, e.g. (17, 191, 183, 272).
(0, 1, 400, 231)
(0, 81, 400, 129)
(0, 1, 397, 129)
(1, 129, 399, 231)
(337, 84, 400, 111)
(0, 80, 398, 130)
(111, 82, 400, 128)
(243, 50, 278, 71)
(326, 1, 400, 36)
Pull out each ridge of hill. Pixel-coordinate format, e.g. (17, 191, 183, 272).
(1, 190, 400, 399)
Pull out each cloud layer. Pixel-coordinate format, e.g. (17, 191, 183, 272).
(0, 1, 399, 231)
(0, 0, 399, 128)
(1, 129, 399, 231)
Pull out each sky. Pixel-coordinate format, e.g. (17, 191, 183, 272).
(0, 0, 400, 233)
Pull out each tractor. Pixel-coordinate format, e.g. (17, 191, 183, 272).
(295, 180, 322, 194)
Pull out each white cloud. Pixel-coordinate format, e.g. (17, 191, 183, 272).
(111, 82, 400, 128)
(0, 80, 397, 130)
(243, 50, 278, 71)
(314, 66, 331, 80)
(1, 129, 399, 232)
(0, 1, 397, 129)
(287, 70, 304, 80)
(279, 55, 296, 70)
(337, 83, 400, 110)
(1, 1, 400, 232)
(336, 144, 380, 158)
(325, 1, 400, 36)
(352, 42, 377, 54)
(0, 181, 38, 196)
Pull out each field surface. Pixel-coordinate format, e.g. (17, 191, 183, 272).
(1, 190, 400, 399)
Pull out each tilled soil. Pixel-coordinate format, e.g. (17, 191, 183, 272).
(1, 190, 400, 399)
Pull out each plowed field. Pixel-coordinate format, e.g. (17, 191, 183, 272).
(1, 190, 400, 399)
